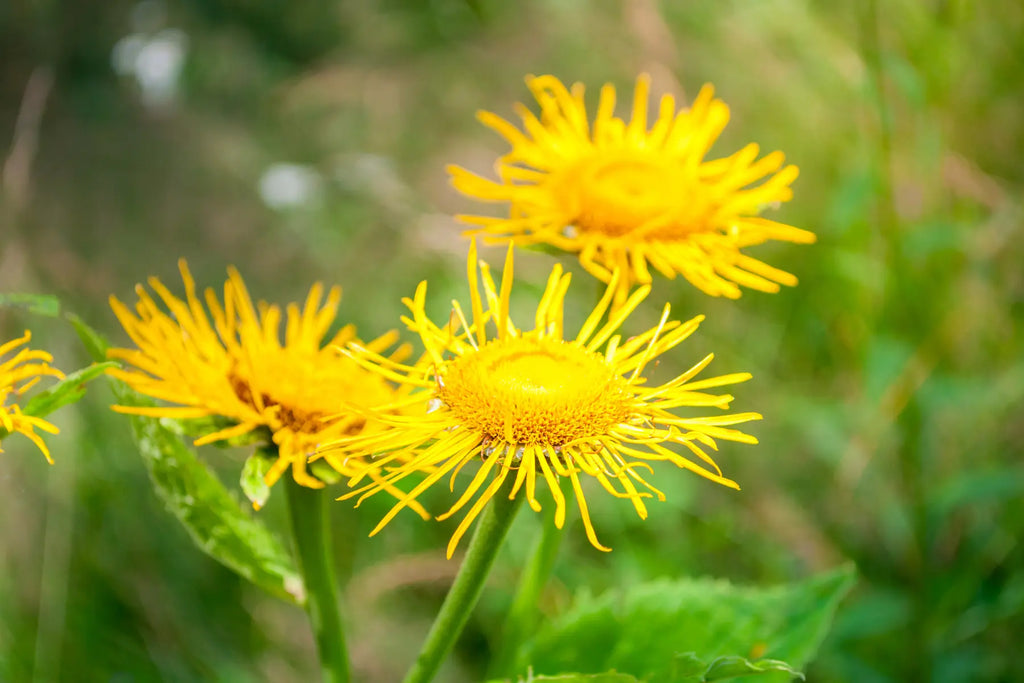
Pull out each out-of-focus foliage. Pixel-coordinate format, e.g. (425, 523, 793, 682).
(1, 0, 1022, 681)
(509, 565, 854, 681)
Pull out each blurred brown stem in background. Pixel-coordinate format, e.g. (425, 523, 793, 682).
(3, 66, 53, 215)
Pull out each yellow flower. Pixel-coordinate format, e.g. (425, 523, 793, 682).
(0, 331, 64, 462)
(321, 242, 762, 557)
(107, 261, 410, 491)
(448, 74, 816, 308)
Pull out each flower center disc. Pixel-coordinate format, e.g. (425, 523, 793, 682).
(232, 348, 393, 432)
(438, 337, 632, 447)
(556, 152, 707, 240)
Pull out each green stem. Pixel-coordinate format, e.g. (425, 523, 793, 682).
(285, 476, 351, 683)
(403, 477, 525, 683)
(488, 483, 568, 679)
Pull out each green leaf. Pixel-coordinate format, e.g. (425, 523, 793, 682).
(669, 653, 710, 680)
(21, 361, 118, 419)
(241, 448, 275, 510)
(487, 658, 802, 683)
(664, 652, 804, 682)
(701, 656, 804, 681)
(0, 293, 61, 317)
(515, 565, 856, 682)
(116, 385, 305, 604)
(67, 313, 110, 361)
(525, 675, 639, 683)
(486, 673, 642, 683)
(68, 314, 305, 604)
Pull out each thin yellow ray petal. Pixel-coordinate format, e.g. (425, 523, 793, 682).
(366, 470, 431, 520)
(537, 447, 566, 528)
(437, 448, 504, 522)
(509, 447, 540, 512)
(626, 73, 651, 143)
(534, 263, 565, 333)
(575, 269, 621, 345)
(585, 285, 651, 352)
(20, 429, 54, 464)
(497, 242, 515, 340)
(465, 239, 488, 347)
(0, 331, 31, 357)
(446, 465, 512, 559)
(194, 421, 260, 446)
(110, 405, 212, 419)
(628, 303, 672, 382)
(366, 455, 469, 535)
(568, 468, 611, 552)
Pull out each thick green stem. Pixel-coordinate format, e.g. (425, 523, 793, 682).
(488, 485, 568, 679)
(403, 477, 525, 683)
(284, 477, 351, 683)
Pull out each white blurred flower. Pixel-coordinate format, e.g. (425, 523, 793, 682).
(258, 164, 323, 210)
(111, 28, 188, 108)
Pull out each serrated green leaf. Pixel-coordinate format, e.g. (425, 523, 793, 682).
(526, 675, 640, 683)
(702, 656, 803, 681)
(492, 656, 805, 683)
(668, 652, 708, 680)
(241, 449, 275, 510)
(515, 565, 856, 682)
(486, 673, 642, 683)
(659, 653, 804, 683)
(666, 653, 803, 682)
(0, 293, 61, 317)
(21, 361, 117, 419)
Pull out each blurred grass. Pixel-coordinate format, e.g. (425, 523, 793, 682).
(2, 0, 1023, 681)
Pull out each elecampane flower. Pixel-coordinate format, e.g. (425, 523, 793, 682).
(0, 331, 63, 462)
(321, 242, 762, 557)
(108, 261, 410, 491)
(449, 74, 817, 308)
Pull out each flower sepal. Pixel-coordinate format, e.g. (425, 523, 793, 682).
(166, 414, 272, 448)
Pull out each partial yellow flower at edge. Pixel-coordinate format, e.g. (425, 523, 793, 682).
(317, 242, 762, 558)
(448, 74, 817, 309)
(0, 331, 64, 463)
(106, 260, 415, 494)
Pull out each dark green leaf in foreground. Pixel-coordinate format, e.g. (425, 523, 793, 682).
(515, 565, 856, 682)
(70, 314, 305, 605)
(699, 655, 804, 681)
(21, 361, 117, 419)
(487, 657, 801, 683)
(487, 672, 642, 683)
(0, 292, 61, 317)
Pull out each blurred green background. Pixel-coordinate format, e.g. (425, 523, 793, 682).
(2, 0, 1023, 681)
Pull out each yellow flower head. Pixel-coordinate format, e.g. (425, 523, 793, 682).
(449, 74, 816, 308)
(321, 242, 762, 557)
(107, 261, 409, 491)
(0, 331, 64, 462)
